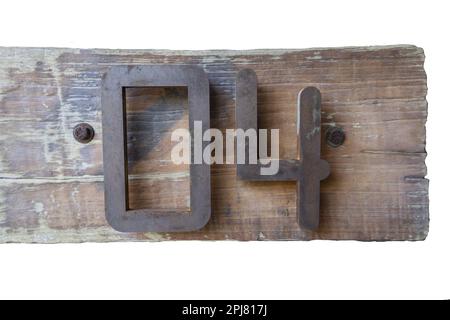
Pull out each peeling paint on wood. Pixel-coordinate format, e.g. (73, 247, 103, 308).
(0, 45, 428, 242)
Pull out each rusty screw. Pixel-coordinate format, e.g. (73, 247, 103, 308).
(326, 126, 345, 148)
(73, 123, 95, 144)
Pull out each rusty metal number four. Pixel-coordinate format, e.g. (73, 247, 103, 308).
(102, 66, 329, 233)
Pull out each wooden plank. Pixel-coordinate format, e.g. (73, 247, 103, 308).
(0, 45, 428, 242)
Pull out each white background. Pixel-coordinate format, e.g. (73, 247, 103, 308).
(0, 0, 448, 299)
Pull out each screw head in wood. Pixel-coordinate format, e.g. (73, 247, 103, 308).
(326, 126, 345, 148)
(73, 123, 95, 144)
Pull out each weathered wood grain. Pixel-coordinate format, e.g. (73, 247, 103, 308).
(0, 45, 428, 242)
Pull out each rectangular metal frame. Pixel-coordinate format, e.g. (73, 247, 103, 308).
(102, 65, 211, 232)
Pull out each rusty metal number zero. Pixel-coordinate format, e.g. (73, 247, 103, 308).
(236, 69, 330, 230)
(102, 65, 211, 232)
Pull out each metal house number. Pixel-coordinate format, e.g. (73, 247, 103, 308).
(101, 66, 330, 233)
